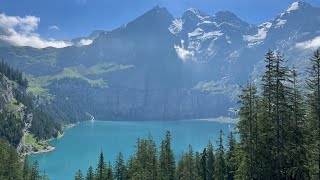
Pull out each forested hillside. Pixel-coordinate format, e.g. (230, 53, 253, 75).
(0, 60, 62, 149)
(0, 61, 62, 179)
(73, 49, 320, 180)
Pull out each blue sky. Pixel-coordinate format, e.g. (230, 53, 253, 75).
(0, 0, 320, 40)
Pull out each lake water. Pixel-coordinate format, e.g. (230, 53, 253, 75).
(30, 120, 235, 180)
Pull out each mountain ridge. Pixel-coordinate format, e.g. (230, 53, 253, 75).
(0, 1, 319, 121)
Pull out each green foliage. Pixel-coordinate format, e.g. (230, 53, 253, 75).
(29, 161, 40, 180)
(306, 48, 320, 179)
(214, 129, 226, 180)
(175, 145, 199, 180)
(22, 155, 30, 180)
(0, 139, 23, 180)
(74, 169, 84, 180)
(114, 152, 126, 180)
(0, 61, 62, 146)
(159, 131, 175, 180)
(30, 109, 62, 140)
(0, 110, 24, 147)
(235, 49, 319, 179)
(85, 166, 94, 180)
(0, 59, 28, 87)
(225, 132, 237, 180)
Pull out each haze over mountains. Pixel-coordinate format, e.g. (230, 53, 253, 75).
(0, 1, 319, 121)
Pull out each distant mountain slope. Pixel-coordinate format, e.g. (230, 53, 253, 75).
(0, 1, 319, 121)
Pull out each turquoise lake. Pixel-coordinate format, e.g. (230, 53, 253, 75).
(30, 120, 235, 180)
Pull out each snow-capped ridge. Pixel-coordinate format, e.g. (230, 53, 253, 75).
(286, 1, 312, 12)
(183, 8, 210, 21)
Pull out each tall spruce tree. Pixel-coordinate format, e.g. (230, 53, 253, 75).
(306, 48, 320, 179)
(22, 155, 30, 180)
(85, 166, 94, 180)
(236, 81, 260, 179)
(159, 131, 175, 180)
(214, 129, 226, 180)
(225, 131, 237, 180)
(206, 141, 215, 180)
(260, 50, 277, 179)
(286, 66, 309, 178)
(95, 151, 107, 180)
(114, 152, 126, 180)
(29, 161, 40, 180)
(106, 161, 114, 180)
(199, 148, 207, 180)
(74, 169, 84, 180)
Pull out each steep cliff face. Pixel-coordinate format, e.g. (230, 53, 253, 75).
(0, 62, 61, 153)
(0, 74, 31, 148)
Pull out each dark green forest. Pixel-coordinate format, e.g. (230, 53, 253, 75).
(74, 49, 320, 180)
(0, 60, 62, 146)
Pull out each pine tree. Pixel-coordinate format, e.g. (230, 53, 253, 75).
(30, 161, 40, 180)
(195, 152, 202, 178)
(214, 129, 226, 180)
(175, 145, 199, 180)
(259, 50, 277, 178)
(22, 155, 30, 180)
(236, 81, 260, 179)
(0, 139, 23, 180)
(85, 166, 94, 180)
(74, 169, 84, 180)
(107, 161, 114, 180)
(285, 66, 309, 178)
(199, 148, 207, 180)
(206, 141, 215, 180)
(225, 132, 237, 180)
(273, 51, 290, 179)
(159, 131, 175, 180)
(306, 48, 320, 179)
(114, 152, 126, 180)
(95, 151, 107, 180)
(128, 134, 159, 180)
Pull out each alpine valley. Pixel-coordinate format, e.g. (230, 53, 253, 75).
(1, 1, 319, 122)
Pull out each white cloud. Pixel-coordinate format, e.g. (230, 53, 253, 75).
(78, 38, 93, 46)
(174, 45, 192, 61)
(48, 25, 60, 31)
(296, 36, 320, 49)
(0, 13, 39, 33)
(0, 13, 71, 48)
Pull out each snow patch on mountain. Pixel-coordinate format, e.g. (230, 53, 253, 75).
(197, 21, 218, 26)
(243, 22, 272, 47)
(287, 2, 300, 12)
(169, 18, 183, 34)
(188, 28, 203, 38)
(174, 45, 193, 61)
(187, 8, 210, 20)
(275, 19, 287, 28)
(200, 31, 223, 40)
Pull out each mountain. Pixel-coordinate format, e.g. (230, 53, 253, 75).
(0, 2, 319, 121)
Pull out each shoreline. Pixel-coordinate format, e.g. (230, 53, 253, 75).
(22, 123, 75, 155)
(29, 146, 56, 155)
(197, 116, 239, 124)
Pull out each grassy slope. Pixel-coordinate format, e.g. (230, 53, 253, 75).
(27, 63, 134, 98)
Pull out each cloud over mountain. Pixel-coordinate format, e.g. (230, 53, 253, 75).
(0, 13, 71, 48)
